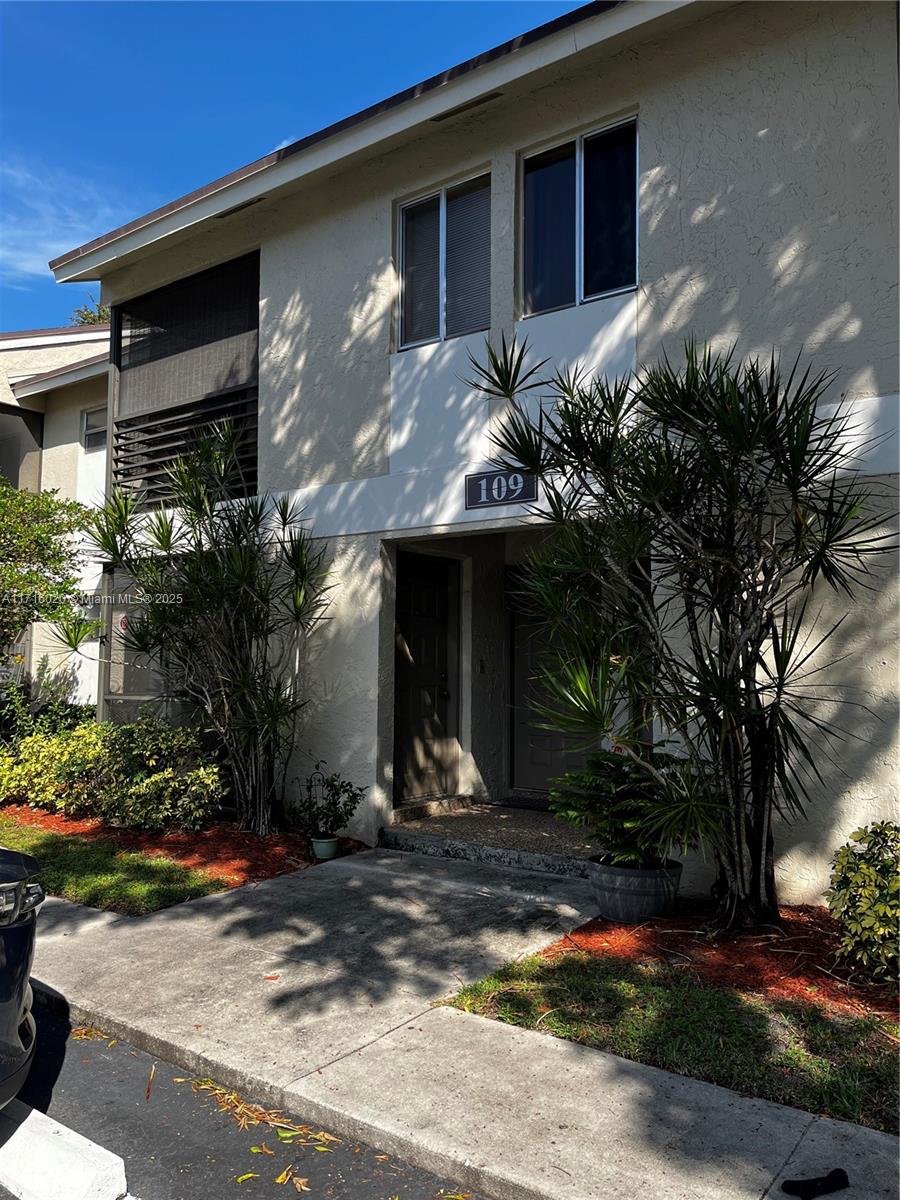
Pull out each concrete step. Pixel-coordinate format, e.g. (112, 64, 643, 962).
(389, 794, 478, 822)
(379, 823, 593, 879)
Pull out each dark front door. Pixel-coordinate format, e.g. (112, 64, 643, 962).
(511, 617, 586, 795)
(393, 552, 460, 801)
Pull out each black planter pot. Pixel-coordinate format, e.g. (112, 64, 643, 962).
(588, 858, 682, 924)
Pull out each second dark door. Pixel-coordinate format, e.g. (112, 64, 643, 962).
(393, 552, 460, 801)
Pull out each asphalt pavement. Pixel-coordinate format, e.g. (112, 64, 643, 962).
(14, 1007, 488, 1200)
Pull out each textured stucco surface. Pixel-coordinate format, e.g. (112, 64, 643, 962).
(38, 376, 108, 501)
(26, 377, 109, 706)
(0, 339, 106, 409)
(91, 2, 897, 895)
(100, 2, 898, 495)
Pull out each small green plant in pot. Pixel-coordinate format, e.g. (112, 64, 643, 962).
(298, 762, 367, 861)
(551, 746, 721, 923)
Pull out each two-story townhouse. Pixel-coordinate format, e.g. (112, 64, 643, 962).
(0, 325, 109, 703)
(47, 0, 898, 900)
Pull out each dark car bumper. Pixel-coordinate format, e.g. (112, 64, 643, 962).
(0, 916, 38, 1110)
(0, 1009, 35, 1108)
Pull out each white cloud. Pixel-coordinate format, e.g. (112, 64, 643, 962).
(0, 156, 139, 283)
(272, 136, 297, 152)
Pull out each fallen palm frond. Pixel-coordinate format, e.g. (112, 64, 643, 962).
(174, 1076, 341, 1148)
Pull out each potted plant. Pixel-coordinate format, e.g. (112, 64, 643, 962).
(298, 762, 367, 861)
(551, 747, 718, 923)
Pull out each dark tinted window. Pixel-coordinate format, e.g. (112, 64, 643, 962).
(118, 253, 259, 371)
(583, 122, 637, 297)
(445, 175, 491, 337)
(523, 142, 576, 315)
(401, 195, 441, 345)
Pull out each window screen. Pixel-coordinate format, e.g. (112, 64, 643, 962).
(583, 122, 637, 298)
(445, 175, 491, 338)
(400, 195, 441, 345)
(115, 252, 259, 419)
(523, 142, 576, 316)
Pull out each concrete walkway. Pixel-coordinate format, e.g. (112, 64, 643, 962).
(31, 850, 898, 1200)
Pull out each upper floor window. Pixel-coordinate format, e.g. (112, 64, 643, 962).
(523, 119, 637, 317)
(82, 407, 107, 451)
(400, 174, 491, 348)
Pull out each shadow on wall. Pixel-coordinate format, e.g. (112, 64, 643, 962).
(633, 0, 898, 406)
(771, 487, 899, 903)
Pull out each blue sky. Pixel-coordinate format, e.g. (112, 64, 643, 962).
(0, 0, 585, 331)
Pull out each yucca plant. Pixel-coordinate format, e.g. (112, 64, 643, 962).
(470, 339, 893, 927)
(78, 424, 329, 835)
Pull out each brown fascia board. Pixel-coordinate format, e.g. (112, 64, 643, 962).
(49, 1, 622, 273)
(0, 323, 110, 341)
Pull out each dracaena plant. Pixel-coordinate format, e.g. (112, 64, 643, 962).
(470, 338, 894, 928)
(78, 423, 330, 836)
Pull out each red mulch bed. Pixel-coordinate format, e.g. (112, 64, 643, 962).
(541, 906, 898, 1020)
(0, 803, 365, 887)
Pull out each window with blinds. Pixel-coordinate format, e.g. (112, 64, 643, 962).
(111, 252, 259, 504)
(523, 120, 637, 317)
(399, 174, 491, 348)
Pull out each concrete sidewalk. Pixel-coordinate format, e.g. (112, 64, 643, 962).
(31, 849, 898, 1200)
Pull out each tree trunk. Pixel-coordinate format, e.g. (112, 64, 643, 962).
(715, 815, 782, 930)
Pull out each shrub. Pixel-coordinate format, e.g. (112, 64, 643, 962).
(0, 678, 94, 748)
(550, 748, 677, 868)
(296, 762, 367, 838)
(549, 746, 722, 870)
(0, 717, 224, 832)
(113, 766, 224, 832)
(825, 822, 900, 982)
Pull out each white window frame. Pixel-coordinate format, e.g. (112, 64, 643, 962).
(520, 116, 639, 319)
(397, 171, 490, 351)
(82, 406, 107, 452)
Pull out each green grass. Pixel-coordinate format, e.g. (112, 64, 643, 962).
(0, 814, 225, 915)
(451, 952, 899, 1132)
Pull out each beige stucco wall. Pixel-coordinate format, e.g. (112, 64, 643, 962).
(38, 375, 108, 502)
(100, 2, 897, 489)
(26, 375, 109, 706)
(95, 2, 897, 890)
(0, 336, 108, 408)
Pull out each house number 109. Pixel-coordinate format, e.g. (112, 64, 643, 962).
(464, 469, 539, 510)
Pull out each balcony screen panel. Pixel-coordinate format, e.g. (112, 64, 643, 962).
(445, 175, 491, 338)
(523, 142, 576, 315)
(401, 195, 440, 345)
(583, 122, 637, 297)
(116, 252, 259, 418)
(113, 389, 258, 506)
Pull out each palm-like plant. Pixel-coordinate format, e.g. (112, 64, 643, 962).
(83, 424, 329, 835)
(472, 339, 893, 927)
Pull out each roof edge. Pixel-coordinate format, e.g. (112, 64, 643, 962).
(11, 352, 109, 399)
(0, 324, 110, 343)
